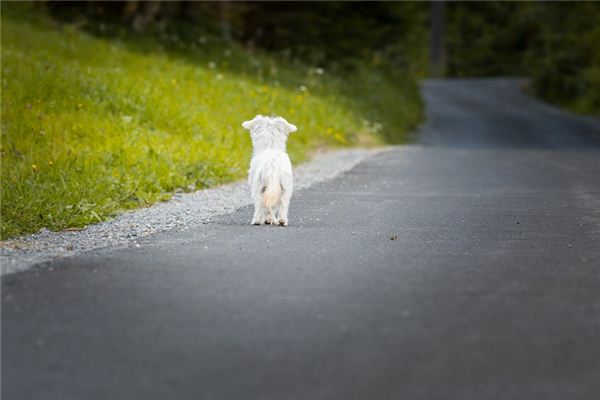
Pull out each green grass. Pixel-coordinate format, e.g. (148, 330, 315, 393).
(1, 7, 423, 239)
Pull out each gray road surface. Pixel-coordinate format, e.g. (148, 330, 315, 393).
(2, 79, 600, 400)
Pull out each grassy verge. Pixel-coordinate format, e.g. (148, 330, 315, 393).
(1, 6, 423, 239)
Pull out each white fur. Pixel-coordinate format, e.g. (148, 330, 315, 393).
(242, 115, 297, 226)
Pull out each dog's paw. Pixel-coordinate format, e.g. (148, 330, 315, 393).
(278, 219, 288, 227)
(251, 220, 263, 225)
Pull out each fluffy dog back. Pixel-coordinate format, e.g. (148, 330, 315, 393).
(242, 115, 297, 226)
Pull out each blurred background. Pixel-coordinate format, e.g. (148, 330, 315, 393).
(38, 1, 600, 114)
(2, 1, 599, 239)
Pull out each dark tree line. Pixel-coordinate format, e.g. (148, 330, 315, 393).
(41, 1, 428, 75)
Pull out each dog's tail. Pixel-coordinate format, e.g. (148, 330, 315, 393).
(262, 174, 282, 210)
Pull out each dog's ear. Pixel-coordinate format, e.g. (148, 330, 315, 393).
(276, 117, 297, 134)
(242, 115, 263, 130)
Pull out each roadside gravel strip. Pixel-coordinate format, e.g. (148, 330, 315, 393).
(0, 148, 384, 275)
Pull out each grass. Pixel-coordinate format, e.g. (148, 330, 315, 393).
(0, 6, 423, 239)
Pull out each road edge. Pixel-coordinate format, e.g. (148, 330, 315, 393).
(1, 147, 390, 276)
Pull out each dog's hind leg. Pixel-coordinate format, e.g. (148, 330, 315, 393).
(251, 202, 266, 225)
(276, 192, 291, 226)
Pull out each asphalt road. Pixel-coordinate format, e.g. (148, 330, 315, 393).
(3, 79, 600, 400)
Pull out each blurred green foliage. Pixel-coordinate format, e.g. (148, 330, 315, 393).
(446, 2, 600, 116)
(41, 1, 429, 78)
(235, 2, 428, 76)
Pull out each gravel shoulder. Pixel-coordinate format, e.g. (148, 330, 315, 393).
(0, 147, 384, 275)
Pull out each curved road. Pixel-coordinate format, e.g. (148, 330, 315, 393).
(3, 79, 600, 400)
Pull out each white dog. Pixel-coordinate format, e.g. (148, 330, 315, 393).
(242, 115, 297, 226)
